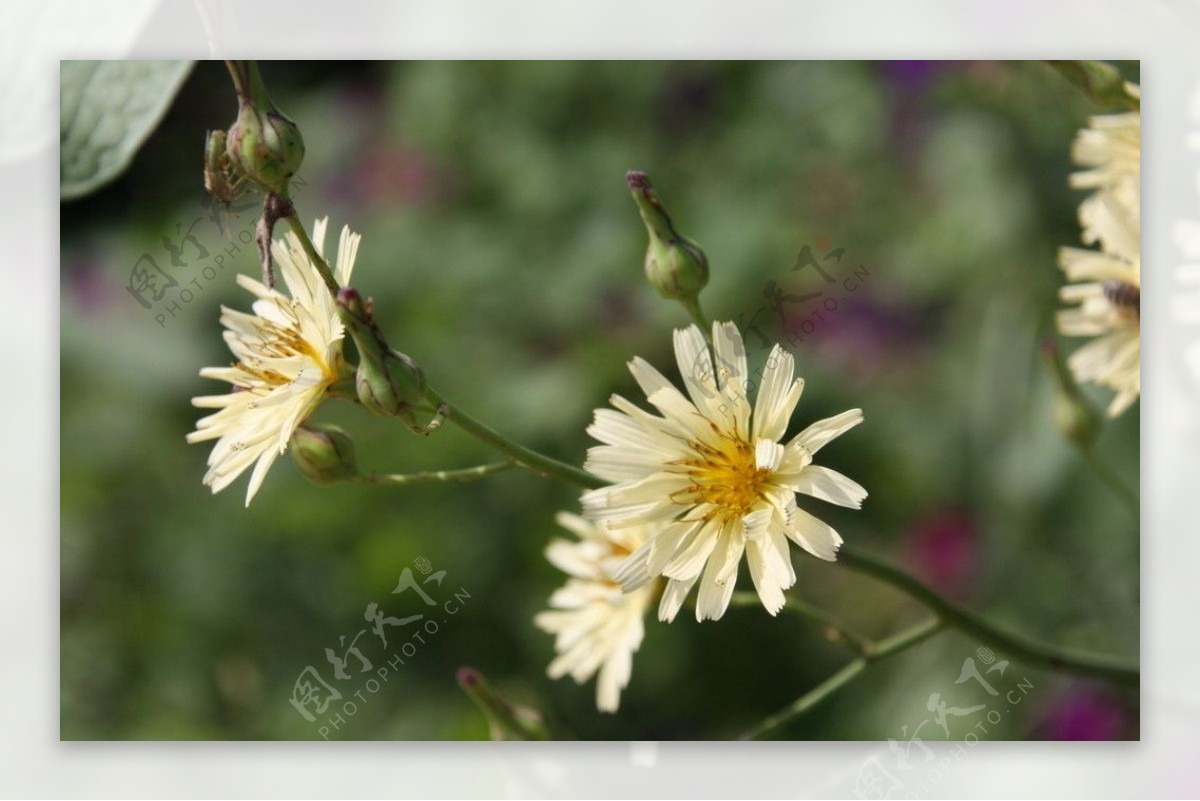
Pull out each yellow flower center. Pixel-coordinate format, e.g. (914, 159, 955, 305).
(671, 434, 770, 522)
(235, 301, 337, 389)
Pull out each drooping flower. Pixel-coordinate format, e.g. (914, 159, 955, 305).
(582, 321, 865, 622)
(187, 218, 359, 505)
(1058, 85, 1141, 417)
(534, 512, 658, 713)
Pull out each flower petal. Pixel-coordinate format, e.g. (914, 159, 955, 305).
(790, 409, 863, 456)
(752, 346, 803, 442)
(793, 465, 868, 509)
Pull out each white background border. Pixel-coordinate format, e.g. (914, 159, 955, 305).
(7, 0, 1196, 796)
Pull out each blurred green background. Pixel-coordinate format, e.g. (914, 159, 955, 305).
(60, 60, 1139, 741)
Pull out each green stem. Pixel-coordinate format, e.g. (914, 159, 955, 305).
(422, 385, 604, 490)
(388, 392, 1138, 691)
(1079, 442, 1139, 514)
(283, 215, 340, 298)
(731, 591, 874, 657)
(224, 61, 266, 106)
(741, 617, 944, 740)
(680, 295, 711, 335)
(837, 545, 1139, 687)
(362, 461, 516, 486)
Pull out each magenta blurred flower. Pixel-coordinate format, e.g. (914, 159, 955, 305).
(1037, 685, 1130, 740)
(905, 509, 978, 598)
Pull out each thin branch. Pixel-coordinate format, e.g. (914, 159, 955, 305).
(741, 617, 944, 740)
(422, 385, 605, 490)
(837, 545, 1139, 687)
(362, 461, 516, 486)
(283, 214, 340, 298)
(731, 591, 874, 657)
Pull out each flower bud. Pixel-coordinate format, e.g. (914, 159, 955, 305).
(224, 62, 305, 196)
(290, 423, 358, 485)
(1041, 339, 1101, 447)
(336, 288, 426, 419)
(456, 667, 551, 741)
(227, 106, 305, 197)
(627, 171, 709, 301)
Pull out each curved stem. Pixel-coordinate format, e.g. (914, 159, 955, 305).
(386, 394, 1139, 689)
(731, 591, 874, 657)
(283, 215, 340, 298)
(422, 385, 604, 490)
(363, 461, 516, 486)
(741, 617, 944, 740)
(1079, 442, 1139, 514)
(837, 545, 1139, 687)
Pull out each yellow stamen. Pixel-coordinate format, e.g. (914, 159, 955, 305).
(669, 433, 771, 522)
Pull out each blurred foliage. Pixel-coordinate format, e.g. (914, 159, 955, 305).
(60, 60, 1139, 741)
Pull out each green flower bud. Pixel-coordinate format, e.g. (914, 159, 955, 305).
(227, 107, 304, 197)
(1042, 339, 1101, 447)
(456, 667, 551, 741)
(224, 62, 305, 196)
(627, 171, 709, 301)
(336, 288, 426, 420)
(290, 423, 359, 485)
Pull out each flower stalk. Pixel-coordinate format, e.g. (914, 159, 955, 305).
(741, 617, 944, 740)
(389, 384, 1139, 691)
(284, 214, 340, 297)
(836, 545, 1138, 687)
(421, 384, 605, 490)
(731, 591, 874, 657)
(362, 461, 516, 486)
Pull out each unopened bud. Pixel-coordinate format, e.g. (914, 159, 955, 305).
(627, 171, 709, 302)
(1042, 339, 1101, 447)
(224, 62, 305, 196)
(336, 288, 426, 419)
(290, 423, 358, 485)
(456, 667, 551, 741)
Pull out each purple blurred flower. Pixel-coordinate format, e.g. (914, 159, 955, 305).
(880, 61, 945, 94)
(1037, 685, 1130, 740)
(905, 509, 978, 598)
(64, 250, 120, 316)
(784, 292, 935, 385)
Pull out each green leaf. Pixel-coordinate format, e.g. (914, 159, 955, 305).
(60, 60, 194, 200)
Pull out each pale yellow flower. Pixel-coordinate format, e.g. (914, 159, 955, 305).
(1058, 89, 1141, 418)
(582, 322, 865, 623)
(534, 512, 657, 713)
(187, 218, 359, 505)
(1057, 241, 1140, 418)
(1070, 84, 1140, 239)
